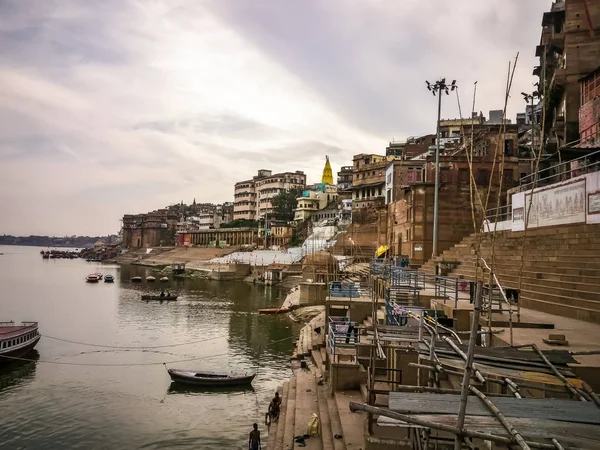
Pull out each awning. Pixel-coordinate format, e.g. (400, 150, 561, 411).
(376, 245, 389, 257)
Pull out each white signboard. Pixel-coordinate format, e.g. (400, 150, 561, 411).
(525, 179, 586, 228)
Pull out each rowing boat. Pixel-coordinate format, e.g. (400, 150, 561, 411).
(141, 295, 178, 301)
(258, 307, 292, 315)
(167, 369, 256, 387)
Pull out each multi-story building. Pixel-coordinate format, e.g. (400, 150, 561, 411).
(580, 67, 600, 146)
(233, 169, 306, 220)
(534, 0, 600, 153)
(385, 135, 435, 159)
(351, 153, 387, 210)
(122, 209, 179, 248)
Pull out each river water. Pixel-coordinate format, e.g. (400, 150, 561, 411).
(0, 245, 299, 449)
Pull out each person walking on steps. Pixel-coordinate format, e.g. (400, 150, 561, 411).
(249, 423, 261, 450)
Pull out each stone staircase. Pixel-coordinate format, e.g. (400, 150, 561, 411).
(419, 224, 600, 323)
(267, 320, 366, 449)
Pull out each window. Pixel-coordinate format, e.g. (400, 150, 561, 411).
(503, 169, 514, 184)
(477, 169, 490, 185)
(504, 139, 514, 157)
(458, 168, 469, 184)
(440, 168, 450, 183)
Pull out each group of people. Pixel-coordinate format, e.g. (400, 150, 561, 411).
(248, 391, 281, 450)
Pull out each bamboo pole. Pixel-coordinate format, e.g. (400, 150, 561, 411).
(454, 281, 483, 450)
(504, 378, 522, 398)
(552, 438, 565, 450)
(391, 383, 514, 397)
(443, 336, 486, 384)
(348, 402, 567, 450)
(469, 385, 531, 450)
(531, 344, 586, 402)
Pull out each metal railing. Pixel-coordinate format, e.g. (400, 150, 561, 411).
(327, 316, 360, 359)
(484, 204, 512, 222)
(328, 281, 370, 298)
(519, 147, 600, 191)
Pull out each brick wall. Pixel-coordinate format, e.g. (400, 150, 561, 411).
(580, 96, 600, 141)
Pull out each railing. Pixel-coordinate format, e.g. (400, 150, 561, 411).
(385, 287, 422, 326)
(328, 281, 371, 298)
(387, 267, 460, 307)
(485, 204, 512, 222)
(327, 316, 360, 360)
(518, 148, 600, 191)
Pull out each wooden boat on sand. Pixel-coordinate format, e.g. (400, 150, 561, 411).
(141, 294, 178, 301)
(258, 307, 292, 315)
(167, 368, 256, 387)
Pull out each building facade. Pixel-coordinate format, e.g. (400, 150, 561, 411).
(233, 169, 306, 221)
(122, 209, 179, 248)
(351, 153, 388, 210)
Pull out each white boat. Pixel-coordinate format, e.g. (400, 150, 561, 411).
(160, 277, 169, 282)
(146, 276, 156, 282)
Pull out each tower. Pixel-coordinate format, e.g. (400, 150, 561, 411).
(321, 155, 333, 185)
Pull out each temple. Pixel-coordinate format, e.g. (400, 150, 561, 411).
(321, 155, 333, 185)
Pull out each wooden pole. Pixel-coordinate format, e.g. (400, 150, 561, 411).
(348, 402, 563, 450)
(454, 280, 483, 450)
(443, 336, 486, 384)
(469, 385, 531, 450)
(531, 344, 586, 402)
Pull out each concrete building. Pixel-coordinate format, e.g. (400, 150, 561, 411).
(351, 153, 387, 210)
(294, 193, 321, 222)
(122, 209, 179, 248)
(178, 227, 258, 247)
(385, 135, 435, 159)
(534, 0, 600, 153)
(271, 225, 293, 247)
(385, 159, 426, 205)
(580, 67, 600, 146)
(234, 169, 306, 220)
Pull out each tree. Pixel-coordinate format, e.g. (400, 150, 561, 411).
(271, 187, 304, 222)
(221, 219, 258, 229)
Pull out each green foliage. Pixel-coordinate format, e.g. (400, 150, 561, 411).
(271, 187, 304, 222)
(220, 219, 258, 229)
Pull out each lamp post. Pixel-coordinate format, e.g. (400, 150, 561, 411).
(426, 78, 457, 258)
(521, 90, 540, 158)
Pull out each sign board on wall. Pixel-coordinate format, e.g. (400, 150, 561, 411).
(589, 191, 600, 215)
(524, 178, 586, 228)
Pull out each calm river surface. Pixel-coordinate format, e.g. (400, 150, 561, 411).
(0, 245, 299, 449)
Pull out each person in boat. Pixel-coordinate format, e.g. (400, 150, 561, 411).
(265, 392, 281, 424)
(160, 291, 165, 297)
(249, 423, 261, 450)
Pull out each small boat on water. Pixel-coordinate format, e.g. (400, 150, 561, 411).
(167, 369, 256, 387)
(258, 307, 292, 315)
(104, 274, 115, 283)
(146, 276, 156, 282)
(131, 276, 142, 283)
(86, 274, 100, 283)
(160, 277, 169, 282)
(0, 321, 40, 364)
(141, 294, 178, 301)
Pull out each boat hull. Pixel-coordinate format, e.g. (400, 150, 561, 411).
(258, 308, 291, 315)
(0, 336, 40, 365)
(141, 295, 178, 301)
(167, 369, 256, 387)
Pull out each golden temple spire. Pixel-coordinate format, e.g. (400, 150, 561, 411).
(321, 155, 333, 185)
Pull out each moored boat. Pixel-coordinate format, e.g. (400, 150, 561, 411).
(141, 294, 178, 301)
(0, 321, 41, 364)
(146, 276, 156, 282)
(160, 277, 169, 282)
(167, 368, 256, 387)
(95, 273, 103, 280)
(258, 307, 292, 315)
(86, 274, 100, 283)
(104, 274, 115, 283)
(131, 276, 142, 283)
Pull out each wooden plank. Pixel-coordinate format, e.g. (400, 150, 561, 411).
(432, 342, 577, 364)
(389, 392, 600, 425)
(377, 414, 600, 447)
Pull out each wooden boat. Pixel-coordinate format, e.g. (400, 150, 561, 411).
(141, 294, 178, 301)
(146, 276, 156, 282)
(167, 369, 256, 387)
(258, 307, 292, 315)
(86, 274, 100, 283)
(131, 276, 142, 283)
(160, 277, 169, 282)
(0, 321, 40, 364)
(104, 274, 115, 283)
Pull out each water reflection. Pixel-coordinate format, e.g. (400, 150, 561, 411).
(166, 383, 256, 396)
(0, 351, 39, 390)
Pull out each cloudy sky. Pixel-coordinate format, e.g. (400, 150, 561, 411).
(0, 0, 548, 236)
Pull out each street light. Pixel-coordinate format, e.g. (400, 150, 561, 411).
(425, 78, 457, 258)
(521, 90, 540, 157)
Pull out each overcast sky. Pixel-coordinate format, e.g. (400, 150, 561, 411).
(0, 0, 549, 236)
